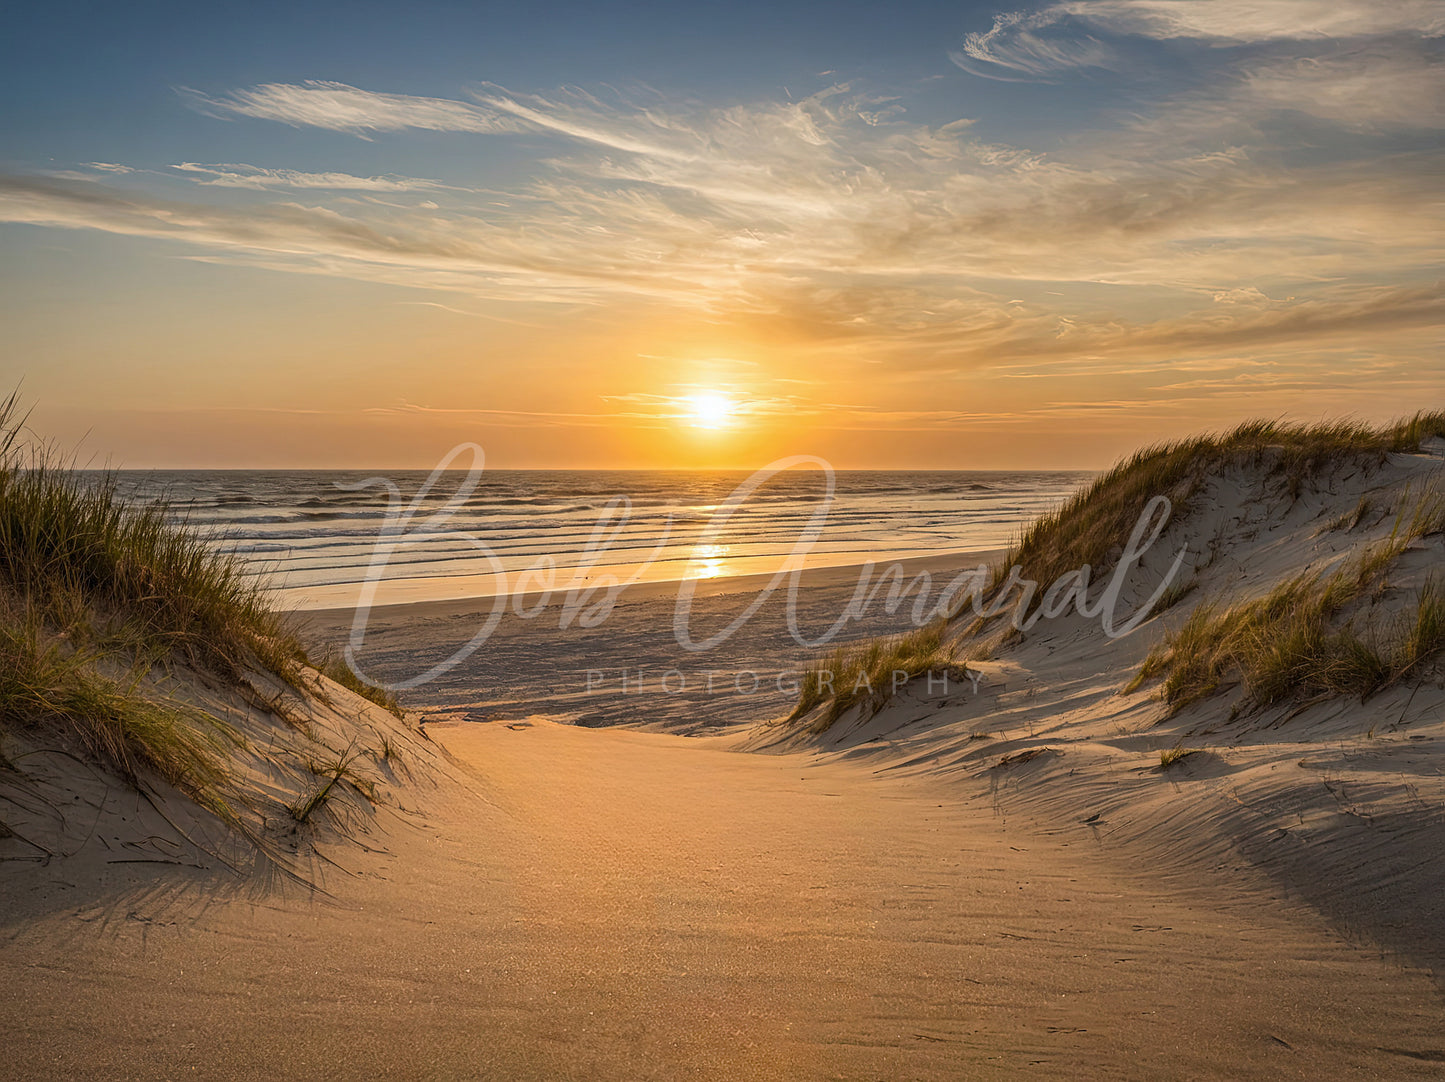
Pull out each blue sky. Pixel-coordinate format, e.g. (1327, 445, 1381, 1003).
(1, 1, 1441, 467)
(1, 1, 1133, 175)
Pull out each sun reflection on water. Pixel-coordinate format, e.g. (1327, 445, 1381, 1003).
(687, 543, 731, 579)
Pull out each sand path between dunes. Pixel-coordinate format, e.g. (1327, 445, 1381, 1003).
(4, 717, 1444, 1081)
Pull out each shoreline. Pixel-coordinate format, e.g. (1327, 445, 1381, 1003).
(6, 423, 1445, 1078)
(297, 546, 1008, 633)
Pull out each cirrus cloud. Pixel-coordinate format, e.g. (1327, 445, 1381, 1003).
(183, 79, 516, 136)
(171, 162, 454, 191)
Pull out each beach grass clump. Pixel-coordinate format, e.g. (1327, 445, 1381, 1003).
(1400, 484, 1445, 541)
(1152, 575, 1198, 614)
(287, 745, 376, 826)
(793, 414, 1445, 727)
(0, 390, 404, 829)
(0, 608, 239, 822)
(789, 620, 969, 731)
(1397, 576, 1445, 679)
(0, 393, 306, 683)
(1129, 537, 1444, 717)
(985, 413, 1445, 600)
(1159, 746, 1200, 769)
(1322, 495, 1375, 535)
(312, 647, 404, 719)
(0, 391, 400, 708)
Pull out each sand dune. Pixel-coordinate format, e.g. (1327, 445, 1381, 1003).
(762, 435, 1445, 985)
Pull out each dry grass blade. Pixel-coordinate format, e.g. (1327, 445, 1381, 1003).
(791, 620, 970, 732)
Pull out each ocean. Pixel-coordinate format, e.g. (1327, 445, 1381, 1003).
(111, 467, 1092, 611)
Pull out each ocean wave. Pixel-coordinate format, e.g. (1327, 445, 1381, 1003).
(123, 468, 1088, 601)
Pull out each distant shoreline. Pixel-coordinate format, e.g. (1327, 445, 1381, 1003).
(296, 545, 1009, 627)
(111, 467, 1081, 616)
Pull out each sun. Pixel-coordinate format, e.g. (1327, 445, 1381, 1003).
(685, 393, 734, 429)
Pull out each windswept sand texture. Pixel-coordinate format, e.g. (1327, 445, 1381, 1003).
(4, 718, 1444, 1080)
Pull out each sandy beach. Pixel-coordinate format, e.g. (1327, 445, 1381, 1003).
(6, 716, 1444, 1080)
(7, 0, 1443, 1072)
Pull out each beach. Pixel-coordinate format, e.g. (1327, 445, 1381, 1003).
(6, 717, 1444, 1080)
(5, 427, 1445, 1080)
(8, 2, 1443, 1073)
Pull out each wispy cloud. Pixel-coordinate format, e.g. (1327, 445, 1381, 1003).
(4, 55, 1439, 404)
(1238, 46, 1445, 128)
(171, 162, 452, 191)
(954, 11, 1118, 79)
(1055, 0, 1445, 43)
(183, 80, 514, 136)
(954, 0, 1445, 98)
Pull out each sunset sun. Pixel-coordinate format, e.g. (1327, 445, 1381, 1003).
(685, 393, 734, 429)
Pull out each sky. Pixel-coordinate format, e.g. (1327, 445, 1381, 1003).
(1, 0, 1441, 469)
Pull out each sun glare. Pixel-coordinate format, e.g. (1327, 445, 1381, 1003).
(686, 393, 734, 429)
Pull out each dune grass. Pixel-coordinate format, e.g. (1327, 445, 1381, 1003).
(792, 413, 1445, 727)
(288, 745, 375, 826)
(789, 620, 970, 731)
(1321, 495, 1376, 535)
(0, 393, 307, 684)
(311, 647, 404, 719)
(1130, 536, 1445, 718)
(1396, 576, 1445, 679)
(1129, 481, 1445, 716)
(0, 610, 241, 823)
(0, 390, 402, 814)
(1159, 746, 1200, 769)
(982, 413, 1445, 601)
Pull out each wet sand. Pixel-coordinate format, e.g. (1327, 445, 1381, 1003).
(298, 549, 1005, 731)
